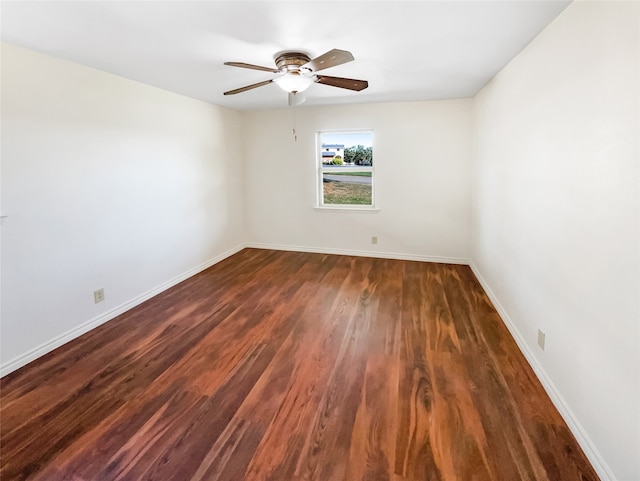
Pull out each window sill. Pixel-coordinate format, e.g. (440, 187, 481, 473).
(313, 206, 380, 213)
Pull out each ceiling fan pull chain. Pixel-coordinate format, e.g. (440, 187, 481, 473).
(292, 107, 297, 142)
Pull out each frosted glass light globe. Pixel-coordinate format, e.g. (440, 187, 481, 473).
(274, 72, 313, 93)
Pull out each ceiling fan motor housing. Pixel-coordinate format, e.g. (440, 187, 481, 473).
(275, 52, 312, 73)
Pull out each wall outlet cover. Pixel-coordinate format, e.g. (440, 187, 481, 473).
(94, 288, 105, 304)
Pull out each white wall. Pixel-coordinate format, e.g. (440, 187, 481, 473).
(471, 2, 639, 480)
(243, 100, 472, 262)
(0, 43, 245, 373)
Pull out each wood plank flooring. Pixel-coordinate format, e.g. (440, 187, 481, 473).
(0, 248, 599, 481)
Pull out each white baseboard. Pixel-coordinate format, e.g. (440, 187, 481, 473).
(245, 242, 470, 265)
(0, 244, 246, 378)
(468, 262, 616, 481)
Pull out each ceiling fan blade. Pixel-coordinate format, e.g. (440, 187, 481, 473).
(315, 75, 368, 91)
(302, 49, 354, 73)
(224, 62, 279, 73)
(224, 79, 274, 95)
(288, 91, 306, 107)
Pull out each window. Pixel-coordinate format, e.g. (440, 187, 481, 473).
(317, 131, 374, 208)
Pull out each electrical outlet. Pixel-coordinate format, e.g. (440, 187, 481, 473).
(371, 236, 378, 245)
(94, 288, 105, 304)
(537, 329, 546, 350)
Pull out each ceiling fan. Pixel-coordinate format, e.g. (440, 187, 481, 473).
(223, 49, 368, 105)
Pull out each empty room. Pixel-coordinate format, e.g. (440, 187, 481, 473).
(1, 1, 638, 480)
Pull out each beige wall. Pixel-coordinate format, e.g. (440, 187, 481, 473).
(471, 2, 639, 479)
(243, 100, 473, 263)
(1, 43, 246, 373)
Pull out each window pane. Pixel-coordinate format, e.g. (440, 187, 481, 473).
(322, 172, 372, 205)
(318, 131, 374, 207)
(320, 132, 373, 166)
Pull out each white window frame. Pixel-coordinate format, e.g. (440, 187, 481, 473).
(315, 130, 376, 211)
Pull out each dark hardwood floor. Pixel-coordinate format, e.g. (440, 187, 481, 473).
(1, 248, 599, 481)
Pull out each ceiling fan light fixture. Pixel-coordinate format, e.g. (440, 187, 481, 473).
(274, 72, 313, 93)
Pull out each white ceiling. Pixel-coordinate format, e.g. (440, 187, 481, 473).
(1, 1, 571, 111)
